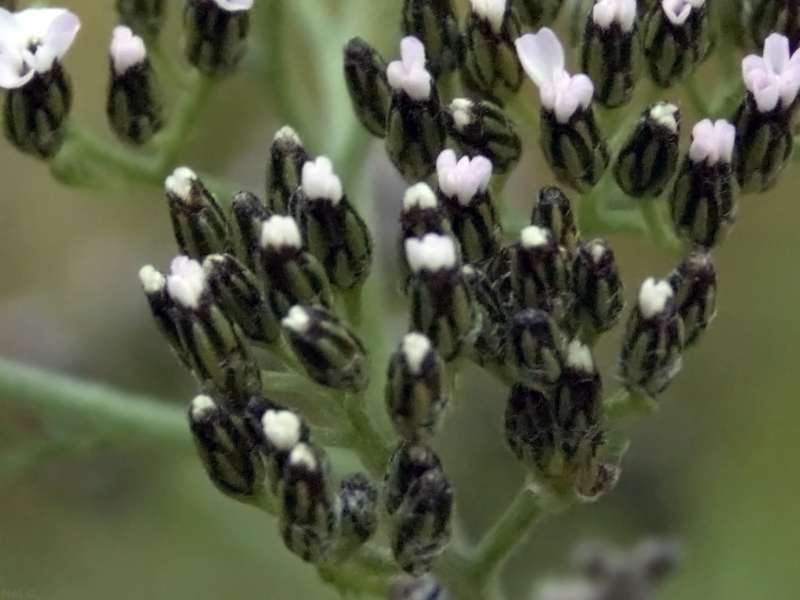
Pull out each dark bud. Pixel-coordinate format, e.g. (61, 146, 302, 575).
(507, 309, 566, 389)
(573, 239, 624, 334)
(138, 264, 193, 369)
(530, 186, 578, 251)
(164, 167, 230, 260)
(383, 440, 443, 515)
(669, 119, 737, 249)
(512, 0, 564, 27)
(343, 37, 391, 138)
(182, 0, 251, 77)
(107, 26, 164, 146)
(281, 305, 369, 392)
(386, 333, 449, 439)
(461, 264, 508, 367)
(444, 98, 523, 174)
(401, 0, 462, 76)
(335, 473, 379, 549)
(266, 126, 310, 214)
(619, 278, 684, 397)
(614, 102, 681, 199)
(228, 190, 269, 270)
(115, 0, 166, 40)
(667, 250, 717, 347)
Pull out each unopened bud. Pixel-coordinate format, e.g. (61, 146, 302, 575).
(139, 264, 192, 368)
(383, 440, 443, 515)
(573, 239, 624, 334)
(343, 38, 391, 138)
(461, 264, 508, 367)
(182, 0, 252, 77)
(228, 190, 269, 270)
(115, 0, 165, 40)
(668, 250, 717, 347)
(267, 126, 310, 214)
(507, 309, 566, 389)
(402, 0, 462, 76)
(512, 0, 563, 26)
(335, 473, 379, 549)
(530, 186, 578, 251)
(245, 398, 309, 490)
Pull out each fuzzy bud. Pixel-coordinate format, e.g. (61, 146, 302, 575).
(383, 441, 444, 515)
(401, 0, 462, 76)
(228, 190, 269, 270)
(530, 186, 578, 251)
(182, 0, 252, 77)
(335, 473, 379, 549)
(573, 239, 624, 334)
(508, 309, 566, 389)
(667, 250, 717, 347)
(343, 37, 391, 138)
(115, 0, 165, 40)
(266, 125, 310, 214)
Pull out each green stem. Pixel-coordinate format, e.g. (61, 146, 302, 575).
(603, 389, 658, 420)
(148, 38, 192, 89)
(507, 93, 541, 130)
(639, 199, 685, 256)
(155, 73, 215, 168)
(343, 393, 392, 477)
(683, 72, 711, 115)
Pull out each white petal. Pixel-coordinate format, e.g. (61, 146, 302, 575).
(470, 0, 506, 34)
(213, 0, 254, 10)
(763, 33, 789, 73)
(110, 26, 146, 75)
(41, 9, 80, 64)
(435, 149, 459, 198)
(301, 156, 343, 203)
(515, 28, 565, 88)
(0, 43, 30, 88)
(0, 8, 24, 49)
(401, 36, 427, 69)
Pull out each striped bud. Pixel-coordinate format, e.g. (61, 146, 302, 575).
(444, 98, 522, 174)
(461, 264, 508, 367)
(613, 102, 681, 199)
(386, 333, 449, 439)
(667, 250, 717, 347)
(343, 37, 391, 138)
(335, 473, 379, 549)
(182, 0, 251, 77)
(279, 443, 336, 563)
(266, 126, 310, 214)
(512, 0, 563, 26)
(401, 0, 462, 76)
(461, 0, 524, 103)
(281, 305, 369, 392)
(530, 186, 578, 251)
(619, 278, 684, 397)
(107, 26, 163, 145)
(139, 265, 192, 369)
(115, 0, 165, 40)
(508, 309, 566, 389)
(669, 119, 737, 249)
(293, 157, 373, 290)
(383, 441, 443, 515)
(573, 239, 624, 334)
(228, 191, 269, 270)
(188, 394, 263, 499)
(164, 167, 230, 260)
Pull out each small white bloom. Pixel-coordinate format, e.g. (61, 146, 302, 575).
(386, 36, 432, 101)
(301, 156, 343, 204)
(212, 0, 254, 11)
(470, 0, 507, 35)
(262, 410, 303, 451)
(689, 119, 735, 165)
(449, 98, 475, 130)
(260, 215, 303, 249)
(638, 278, 673, 319)
(165, 166, 198, 202)
(166, 255, 207, 309)
(405, 233, 457, 273)
(566, 340, 595, 372)
(273, 124, 302, 145)
(592, 0, 637, 33)
(401, 332, 433, 374)
(0, 7, 80, 89)
(189, 395, 218, 420)
(742, 33, 800, 112)
(138, 265, 165, 294)
(660, 0, 705, 26)
(436, 149, 493, 206)
(649, 102, 680, 133)
(403, 182, 439, 212)
(515, 28, 594, 123)
(282, 305, 312, 333)
(288, 442, 317, 471)
(520, 225, 551, 249)
(109, 26, 146, 76)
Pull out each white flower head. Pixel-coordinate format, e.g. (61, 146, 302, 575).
(110, 26, 146, 76)
(405, 233, 457, 273)
(638, 277, 673, 319)
(401, 332, 433, 374)
(260, 215, 302, 249)
(0, 7, 80, 89)
(470, 0, 507, 35)
(301, 156, 343, 204)
(689, 119, 736, 165)
(212, 0, 254, 11)
(661, 0, 705, 26)
(436, 149, 493, 206)
(592, 0, 637, 33)
(262, 409, 303, 451)
(742, 33, 800, 113)
(386, 36, 432, 101)
(515, 28, 594, 123)
(166, 255, 207, 309)
(403, 182, 439, 212)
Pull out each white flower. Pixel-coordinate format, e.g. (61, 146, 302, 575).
(301, 156, 343, 204)
(166, 255, 206, 309)
(386, 36, 432, 101)
(405, 233, 458, 273)
(742, 33, 800, 113)
(260, 214, 303, 249)
(515, 28, 594, 123)
(0, 7, 80, 89)
(436, 149, 493, 206)
(638, 278, 673, 319)
(470, 0, 506, 35)
(212, 0, 254, 11)
(660, 0, 705, 26)
(109, 26, 146, 76)
(592, 0, 637, 33)
(689, 119, 735, 165)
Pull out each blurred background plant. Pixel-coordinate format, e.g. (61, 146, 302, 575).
(1, 1, 800, 600)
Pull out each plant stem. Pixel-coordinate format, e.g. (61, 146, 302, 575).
(603, 389, 658, 420)
(343, 393, 392, 477)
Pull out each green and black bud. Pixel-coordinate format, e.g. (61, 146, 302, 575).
(228, 190, 269, 270)
(668, 250, 717, 347)
(138, 264, 192, 369)
(267, 126, 310, 214)
(107, 26, 164, 146)
(386, 333, 449, 439)
(164, 167, 230, 260)
(401, 0, 462, 77)
(508, 309, 566, 389)
(512, 0, 563, 27)
(292, 156, 373, 290)
(115, 0, 166, 40)
(335, 473, 379, 549)
(461, 264, 508, 368)
(281, 305, 369, 392)
(444, 98, 523, 174)
(613, 102, 681, 199)
(619, 278, 684, 397)
(530, 186, 578, 251)
(343, 37, 391, 138)
(383, 440, 443, 515)
(573, 239, 624, 334)
(182, 0, 251, 77)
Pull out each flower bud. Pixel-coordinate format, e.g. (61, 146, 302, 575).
(182, 0, 252, 77)
(386, 37, 447, 181)
(343, 37, 391, 138)
(401, 0, 462, 76)
(383, 440, 443, 515)
(461, 0, 524, 103)
(512, 0, 563, 27)
(444, 98, 522, 174)
(619, 278, 684, 397)
(279, 442, 336, 563)
(461, 264, 508, 367)
(667, 250, 717, 347)
(613, 102, 681, 199)
(188, 394, 263, 499)
(507, 309, 566, 389)
(164, 167, 230, 260)
(573, 239, 624, 334)
(293, 157, 373, 290)
(266, 126, 310, 214)
(580, 0, 639, 108)
(335, 473, 379, 549)
(228, 190, 269, 270)
(669, 119, 737, 249)
(107, 26, 164, 146)
(245, 398, 309, 490)
(281, 305, 369, 392)
(435, 150, 501, 263)
(115, 0, 166, 40)
(405, 233, 479, 361)
(530, 186, 578, 251)
(203, 253, 280, 344)
(386, 333, 449, 439)
(641, 0, 713, 87)
(139, 264, 192, 368)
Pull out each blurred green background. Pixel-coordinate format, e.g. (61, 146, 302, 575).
(1, 1, 799, 599)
